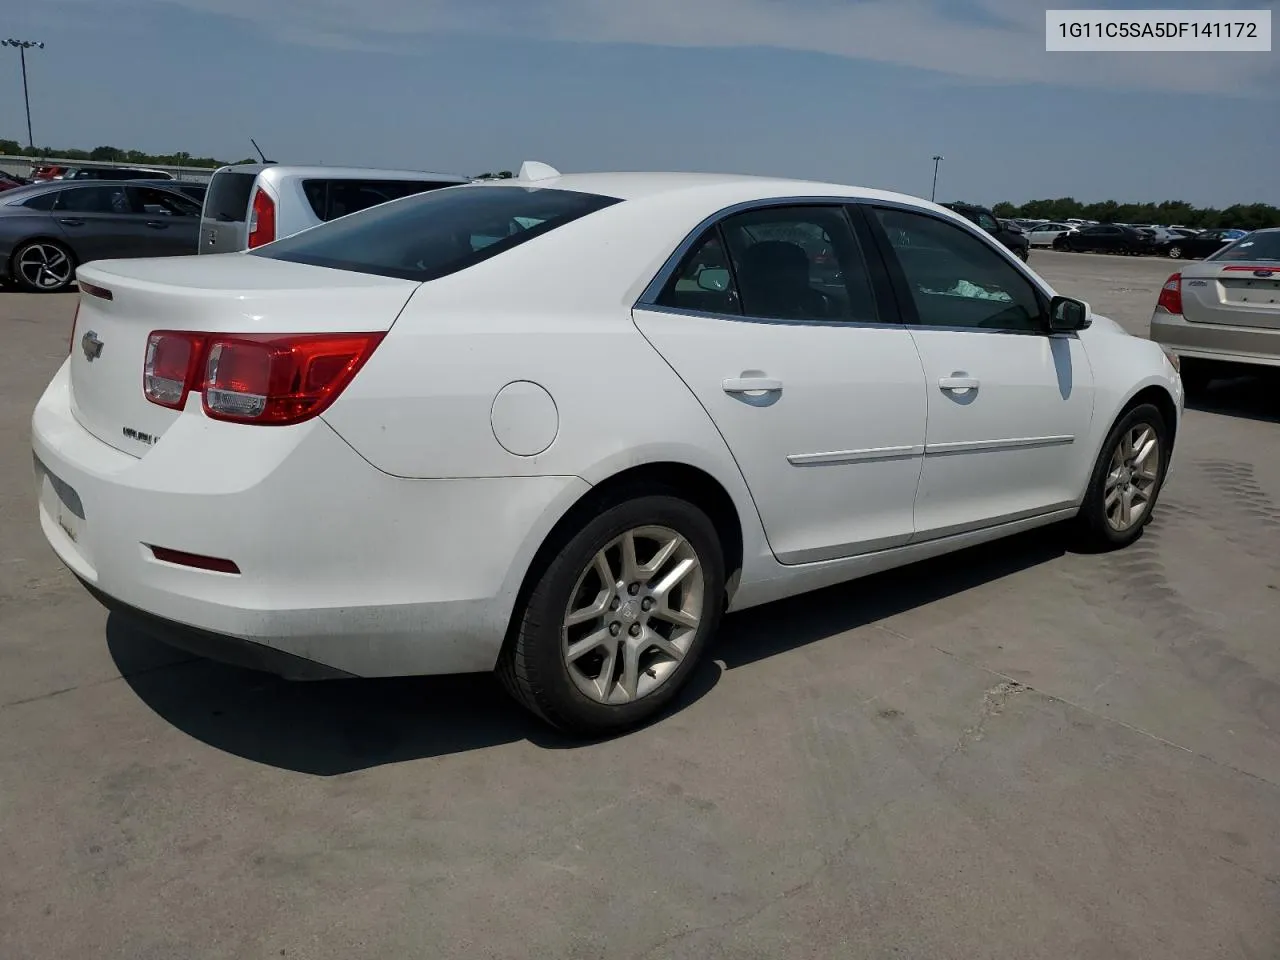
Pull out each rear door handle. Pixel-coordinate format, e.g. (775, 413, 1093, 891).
(723, 377, 783, 394)
(145, 221, 169, 229)
(939, 376, 980, 393)
(58, 218, 84, 226)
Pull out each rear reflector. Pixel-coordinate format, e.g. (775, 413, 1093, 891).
(142, 330, 385, 425)
(80, 281, 113, 301)
(1157, 273, 1182, 315)
(149, 545, 241, 575)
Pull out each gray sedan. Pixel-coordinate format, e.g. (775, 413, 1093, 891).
(1150, 227, 1280, 391)
(0, 180, 201, 292)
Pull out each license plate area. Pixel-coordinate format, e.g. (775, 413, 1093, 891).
(1223, 278, 1280, 305)
(34, 454, 87, 547)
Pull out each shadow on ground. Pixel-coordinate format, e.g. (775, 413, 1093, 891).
(111, 525, 1073, 775)
(1186, 372, 1280, 424)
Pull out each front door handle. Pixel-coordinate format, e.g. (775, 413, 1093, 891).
(144, 220, 169, 229)
(723, 377, 783, 394)
(939, 376, 980, 394)
(58, 218, 85, 227)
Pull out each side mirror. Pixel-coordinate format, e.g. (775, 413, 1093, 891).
(696, 267, 732, 293)
(1048, 295, 1091, 332)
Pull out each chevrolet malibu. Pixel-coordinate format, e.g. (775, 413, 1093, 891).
(33, 164, 1183, 735)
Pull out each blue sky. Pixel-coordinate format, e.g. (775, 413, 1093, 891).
(4, 0, 1276, 207)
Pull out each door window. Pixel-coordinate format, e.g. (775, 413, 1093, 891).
(53, 186, 131, 214)
(130, 187, 200, 217)
(975, 211, 999, 232)
(655, 228, 742, 315)
(720, 206, 879, 322)
(873, 207, 1042, 332)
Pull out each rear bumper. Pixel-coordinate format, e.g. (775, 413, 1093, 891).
(32, 360, 590, 677)
(1150, 310, 1280, 369)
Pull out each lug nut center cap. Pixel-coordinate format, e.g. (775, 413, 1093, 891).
(618, 600, 638, 622)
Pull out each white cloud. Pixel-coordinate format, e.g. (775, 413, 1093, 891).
(91, 0, 1280, 95)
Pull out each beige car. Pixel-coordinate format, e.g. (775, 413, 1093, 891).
(1150, 227, 1280, 392)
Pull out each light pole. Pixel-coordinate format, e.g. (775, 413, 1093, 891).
(930, 154, 944, 202)
(3, 38, 45, 151)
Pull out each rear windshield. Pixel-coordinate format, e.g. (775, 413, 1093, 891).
(254, 185, 622, 281)
(1210, 232, 1280, 263)
(204, 171, 256, 223)
(302, 178, 462, 222)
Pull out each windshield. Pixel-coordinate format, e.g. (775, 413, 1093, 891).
(1210, 232, 1280, 263)
(254, 184, 622, 281)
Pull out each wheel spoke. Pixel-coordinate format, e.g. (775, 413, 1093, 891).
(619, 530, 642, 584)
(653, 557, 697, 599)
(1119, 487, 1133, 527)
(647, 633, 686, 663)
(651, 600, 699, 629)
(618, 640, 641, 701)
(592, 642, 619, 700)
(637, 534, 683, 580)
(566, 627, 613, 664)
(591, 548, 615, 589)
(565, 589, 610, 627)
(1104, 486, 1121, 509)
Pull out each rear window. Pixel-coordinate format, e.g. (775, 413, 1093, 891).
(203, 171, 257, 223)
(301, 178, 462, 222)
(1210, 232, 1280, 263)
(255, 185, 622, 281)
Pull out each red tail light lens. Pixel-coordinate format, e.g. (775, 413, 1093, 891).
(247, 188, 276, 249)
(141, 330, 384, 425)
(144, 331, 205, 408)
(1156, 273, 1182, 315)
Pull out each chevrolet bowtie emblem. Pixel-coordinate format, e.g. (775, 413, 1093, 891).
(81, 330, 104, 362)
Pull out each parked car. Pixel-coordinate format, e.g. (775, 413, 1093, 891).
(0, 180, 201, 292)
(1163, 228, 1240, 260)
(32, 164, 174, 181)
(1027, 222, 1076, 247)
(1168, 227, 1200, 239)
(942, 202, 1030, 260)
(199, 164, 470, 253)
(0, 170, 29, 192)
(1054, 224, 1156, 255)
(31, 165, 1182, 734)
(1150, 228, 1280, 392)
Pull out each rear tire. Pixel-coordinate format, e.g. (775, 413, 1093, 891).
(11, 239, 76, 293)
(1167, 244, 1183, 259)
(1074, 403, 1169, 550)
(497, 493, 725, 736)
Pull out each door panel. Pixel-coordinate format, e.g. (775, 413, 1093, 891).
(866, 204, 1095, 539)
(634, 205, 927, 564)
(52, 185, 152, 261)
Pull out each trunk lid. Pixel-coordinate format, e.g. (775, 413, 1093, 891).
(1181, 261, 1280, 331)
(70, 254, 420, 457)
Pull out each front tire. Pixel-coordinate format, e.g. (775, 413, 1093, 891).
(11, 239, 76, 293)
(498, 494, 725, 736)
(1075, 403, 1169, 550)
(1167, 244, 1183, 259)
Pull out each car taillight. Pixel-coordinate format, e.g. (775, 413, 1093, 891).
(141, 330, 384, 425)
(247, 188, 275, 248)
(1157, 273, 1183, 315)
(144, 331, 205, 409)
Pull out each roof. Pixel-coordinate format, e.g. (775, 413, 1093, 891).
(480, 170, 933, 209)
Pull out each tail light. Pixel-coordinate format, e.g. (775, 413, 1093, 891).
(1157, 273, 1182, 315)
(142, 330, 384, 425)
(247, 188, 276, 248)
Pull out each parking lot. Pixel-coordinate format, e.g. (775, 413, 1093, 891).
(1, 249, 1277, 958)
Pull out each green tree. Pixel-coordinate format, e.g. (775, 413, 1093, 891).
(89, 145, 123, 161)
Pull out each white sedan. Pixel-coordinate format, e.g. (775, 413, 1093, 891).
(33, 163, 1183, 735)
(1027, 222, 1076, 247)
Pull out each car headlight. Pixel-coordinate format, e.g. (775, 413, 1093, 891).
(1160, 345, 1181, 372)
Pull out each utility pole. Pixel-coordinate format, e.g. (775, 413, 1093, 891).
(930, 155, 944, 203)
(3, 39, 44, 152)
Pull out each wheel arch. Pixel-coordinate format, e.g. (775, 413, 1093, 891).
(502, 460, 748, 646)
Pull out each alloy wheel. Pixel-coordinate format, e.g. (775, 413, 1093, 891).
(1104, 423, 1161, 532)
(17, 242, 73, 290)
(561, 525, 704, 705)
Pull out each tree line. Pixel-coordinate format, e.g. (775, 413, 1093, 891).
(0, 140, 253, 168)
(991, 197, 1280, 231)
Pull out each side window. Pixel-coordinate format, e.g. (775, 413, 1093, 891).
(975, 212, 999, 232)
(54, 186, 131, 214)
(720, 205, 879, 322)
(130, 187, 199, 217)
(873, 207, 1042, 333)
(22, 192, 56, 211)
(655, 228, 741, 316)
